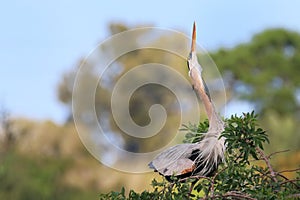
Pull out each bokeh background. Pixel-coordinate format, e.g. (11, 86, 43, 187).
(1, 0, 300, 199)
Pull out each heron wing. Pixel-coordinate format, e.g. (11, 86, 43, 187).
(149, 143, 200, 176)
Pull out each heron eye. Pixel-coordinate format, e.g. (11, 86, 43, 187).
(186, 60, 190, 70)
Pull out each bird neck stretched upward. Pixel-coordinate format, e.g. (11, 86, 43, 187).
(187, 23, 224, 138)
(188, 60, 224, 136)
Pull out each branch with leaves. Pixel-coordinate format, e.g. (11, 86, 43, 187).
(100, 112, 300, 200)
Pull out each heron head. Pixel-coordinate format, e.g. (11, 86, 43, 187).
(187, 22, 202, 73)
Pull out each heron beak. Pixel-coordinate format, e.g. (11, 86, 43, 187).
(188, 22, 197, 60)
(190, 21, 196, 54)
(187, 22, 197, 69)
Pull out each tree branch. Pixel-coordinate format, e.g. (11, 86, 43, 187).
(267, 149, 290, 159)
(210, 191, 257, 200)
(277, 168, 300, 174)
(287, 193, 300, 198)
(256, 147, 278, 183)
(208, 166, 228, 197)
(280, 179, 300, 186)
(277, 173, 300, 190)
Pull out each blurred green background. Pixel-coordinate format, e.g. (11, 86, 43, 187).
(1, 1, 300, 199)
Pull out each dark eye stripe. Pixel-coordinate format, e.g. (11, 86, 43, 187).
(186, 60, 190, 70)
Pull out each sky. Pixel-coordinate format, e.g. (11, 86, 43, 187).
(0, 0, 299, 124)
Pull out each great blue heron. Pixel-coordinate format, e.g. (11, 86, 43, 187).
(149, 22, 225, 180)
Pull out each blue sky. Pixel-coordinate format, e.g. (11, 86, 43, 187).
(0, 0, 299, 124)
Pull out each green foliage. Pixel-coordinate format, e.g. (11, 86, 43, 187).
(100, 112, 300, 199)
(211, 28, 300, 154)
(99, 178, 194, 200)
(211, 28, 300, 117)
(222, 111, 269, 162)
(181, 119, 209, 143)
(0, 150, 96, 200)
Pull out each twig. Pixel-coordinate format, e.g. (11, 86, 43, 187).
(256, 147, 278, 183)
(179, 175, 211, 183)
(287, 193, 300, 198)
(277, 173, 300, 189)
(276, 173, 289, 180)
(277, 168, 300, 174)
(267, 149, 290, 159)
(210, 191, 257, 200)
(233, 152, 244, 163)
(280, 179, 300, 186)
(178, 175, 211, 200)
(208, 166, 228, 197)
